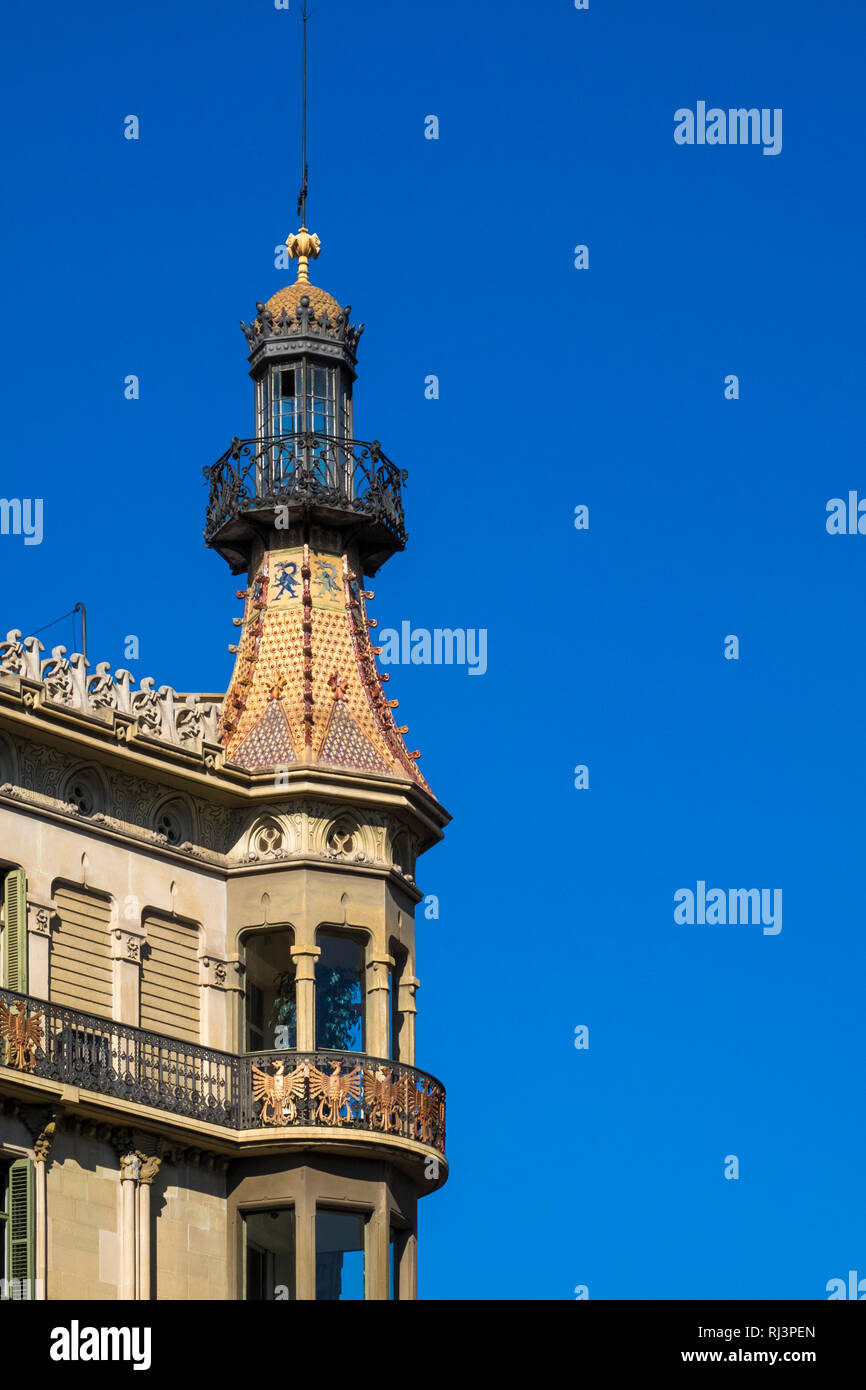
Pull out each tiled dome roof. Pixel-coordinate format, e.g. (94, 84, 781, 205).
(264, 280, 343, 323)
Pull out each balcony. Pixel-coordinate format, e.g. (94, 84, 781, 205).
(203, 432, 408, 574)
(0, 989, 445, 1154)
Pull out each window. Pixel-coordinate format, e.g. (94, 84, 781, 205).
(245, 1208, 296, 1301)
(273, 369, 298, 437)
(389, 1227, 400, 1301)
(315, 1208, 366, 1301)
(315, 933, 364, 1052)
(1, 868, 27, 992)
(244, 930, 296, 1052)
(306, 366, 335, 435)
(0, 1158, 33, 1299)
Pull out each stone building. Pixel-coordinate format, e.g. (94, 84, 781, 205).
(0, 224, 448, 1300)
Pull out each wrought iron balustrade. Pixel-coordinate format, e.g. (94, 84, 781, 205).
(0, 989, 238, 1127)
(203, 432, 408, 548)
(0, 991, 445, 1152)
(241, 1049, 445, 1152)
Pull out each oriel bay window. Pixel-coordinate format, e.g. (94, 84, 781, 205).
(314, 932, 364, 1053)
(244, 930, 297, 1052)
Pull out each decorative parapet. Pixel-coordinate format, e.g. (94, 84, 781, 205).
(0, 630, 223, 755)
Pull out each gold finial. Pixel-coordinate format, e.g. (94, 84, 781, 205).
(286, 227, 321, 284)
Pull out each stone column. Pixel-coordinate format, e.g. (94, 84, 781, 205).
(26, 900, 53, 1000)
(366, 954, 395, 1059)
(111, 928, 145, 1027)
(397, 975, 420, 1065)
(199, 956, 232, 1050)
(290, 945, 320, 1051)
(119, 1152, 140, 1300)
(367, 1184, 390, 1300)
(296, 1172, 316, 1301)
(221, 957, 245, 1052)
(136, 1155, 163, 1300)
(400, 1226, 418, 1301)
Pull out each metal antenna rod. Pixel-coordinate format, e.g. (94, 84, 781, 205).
(297, 4, 313, 224)
(31, 602, 87, 660)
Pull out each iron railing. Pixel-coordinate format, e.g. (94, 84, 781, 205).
(203, 432, 408, 548)
(0, 990, 445, 1152)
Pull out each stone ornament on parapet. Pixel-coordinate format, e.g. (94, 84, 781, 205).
(0, 628, 223, 754)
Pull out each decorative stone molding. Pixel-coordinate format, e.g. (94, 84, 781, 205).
(0, 734, 240, 863)
(18, 1106, 60, 1164)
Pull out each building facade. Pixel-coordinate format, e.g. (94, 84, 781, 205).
(0, 226, 448, 1300)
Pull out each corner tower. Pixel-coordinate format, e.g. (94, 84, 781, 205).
(202, 226, 449, 1299)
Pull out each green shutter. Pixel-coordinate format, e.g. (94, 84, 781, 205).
(8, 1158, 34, 1297)
(2, 869, 27, 993)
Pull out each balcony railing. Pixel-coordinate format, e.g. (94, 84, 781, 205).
(203, 432, 408, 550)
(0, 990, 445, 1153)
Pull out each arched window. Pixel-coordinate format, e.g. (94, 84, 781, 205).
(315, 932, 364, 1053)
(244, 929, 296, 1052)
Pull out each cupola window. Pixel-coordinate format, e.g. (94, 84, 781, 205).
(257, 363, 343, 444)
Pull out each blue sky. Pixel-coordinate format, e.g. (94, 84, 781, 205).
(1, 0, 864, 1299)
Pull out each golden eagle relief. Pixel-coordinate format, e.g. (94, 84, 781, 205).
(308, 1059, 362, 1125)
(251, 1058, 306, 1126)
(0, 1000, 44, 1072)
(413, 1082, 445, 1147)
(363, 1066, 404, 1132)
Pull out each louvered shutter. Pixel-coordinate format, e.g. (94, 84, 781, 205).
(50, 887, 112, 1016)
(8, 1158, 34, 1297)
(2, 868, 27, 992)
(140, 917, 200, 1042)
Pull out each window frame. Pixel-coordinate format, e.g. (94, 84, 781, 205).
(242, 1203, 297, 1302)
(255, 360, 347, 444)
(314, 1203, 371, 1302)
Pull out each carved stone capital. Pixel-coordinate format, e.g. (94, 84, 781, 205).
(366, 955, 395, 992)
(137, 1153, 164, 1185)
(26, 899, 53, 936)
(200, 956, 230, 989)
(111, 928, 146, 964)
(290, 944, 321, 983)
(119, 1152, 141, 1182)
(398, 975, 420, 1012)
